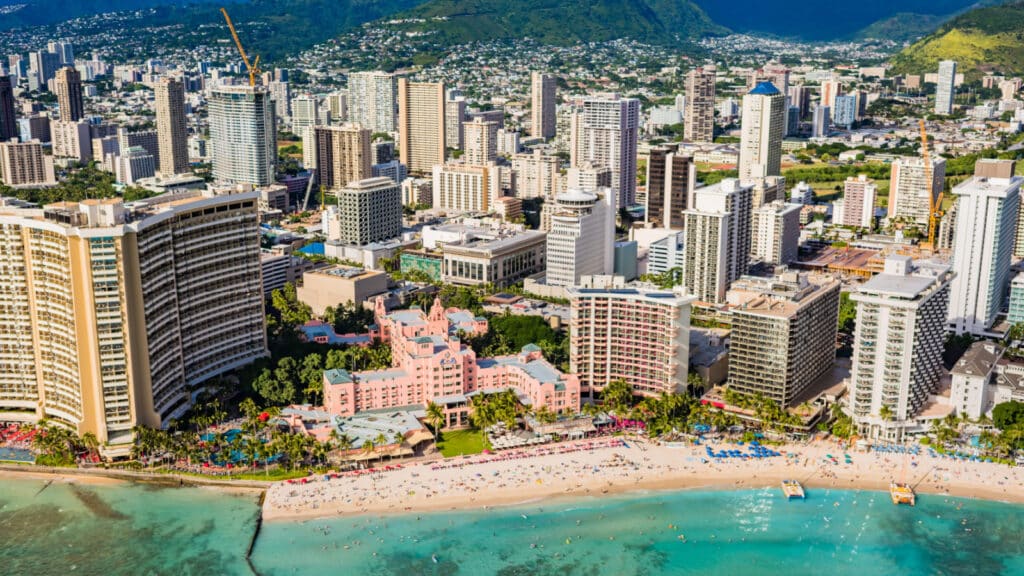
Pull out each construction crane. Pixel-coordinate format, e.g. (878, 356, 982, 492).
(919, 119, 944, 250)
(221, 7, 260, 86)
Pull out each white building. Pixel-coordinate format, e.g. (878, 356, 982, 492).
(887, 156, 946, 226)
(682, 179, 754, 304)
(935, 60, 957, 115)
(949, 342, 1024, 421)
(790, 181, 813, 205)
(208, 85, 276, 186)
(948, 162, 1022, 335)
(849, 256, 953, 441)
(348, 71, 397, 133)
(577, 95, 639, 207)
(545, 188, 616, 287)
(511, 150, 563, 199)
(751, 200, 801, 266)
(811, 105, 830, 138)
(290, 93, 320, 169)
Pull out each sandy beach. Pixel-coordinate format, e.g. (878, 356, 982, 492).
(263, 437, 1024, 521)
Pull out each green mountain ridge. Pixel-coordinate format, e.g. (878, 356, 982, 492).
(388, 0, 728, 45)
(890, 1, 1024, 78)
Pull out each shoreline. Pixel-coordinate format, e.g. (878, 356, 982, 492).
(262, 438, 1024, 522)
(0, 464, 267, 494)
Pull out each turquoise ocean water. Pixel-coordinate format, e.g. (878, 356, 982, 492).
(3, 477, 1024, 575)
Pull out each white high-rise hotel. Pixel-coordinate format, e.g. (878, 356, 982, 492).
(577, 95, 639, 207)
(948, 160, 1022, 335)
(208, 85, 276, 186)
(850, 256, 953, 441)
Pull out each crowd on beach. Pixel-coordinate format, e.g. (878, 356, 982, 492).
(263, 434, 1024, 521)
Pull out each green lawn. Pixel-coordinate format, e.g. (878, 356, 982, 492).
(437, 429, 490, 458)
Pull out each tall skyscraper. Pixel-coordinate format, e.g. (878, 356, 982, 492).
(811, 105, 830, 138)
(267, 80, 290, 121)
(48, 41, 74, 66)
(936, 60, 957, 115)
(313, 124, 372, 190)
(545, 188, 616, 287)
(28, 50, 59, 89)
(154, 77, 189, 176)
(684, 67, 716, 143)
(0, 192, 266, 447)
(644, 143, 695, 230)
(738, 82, 785, 180)
(787, 84, 809, 119)
(54, 67, 83, 122)
(727, 271, 840, 408)
(531, 72, 557, 139)
(349, 71, 397, 133)
(398, 79, 446, 175)
(850, 256, 953, 440)
(463, 117, 498, 165)
(445, 95, 466, 150)
(681, 179, 753, 303)
(569, 285, 694, 398)
(888, 156, 946, 225)
(335, 177, 402, 245)
(820, 78, 841, 110)
(578, 94, 640, 207)
(832, 94, 857, 129)
(290, 93, 320, 168)
(948, 161, 1021, 335)
(0, 76, 16, 141)
(833, 174, 877, 229)
(208, 85, 277, 186)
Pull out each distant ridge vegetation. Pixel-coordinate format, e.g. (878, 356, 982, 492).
(387, 0, 727, 45)
(891, 1, 1024, 78)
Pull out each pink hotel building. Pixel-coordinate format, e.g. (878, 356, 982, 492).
(323, 298, 580, 425)
(568, 286, 695, 398)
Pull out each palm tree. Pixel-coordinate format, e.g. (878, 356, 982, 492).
(426, 402, 445, 443)
(361, 440, 375, 468)
(392, 431, 405, 460)
(878, 405, 894, 422)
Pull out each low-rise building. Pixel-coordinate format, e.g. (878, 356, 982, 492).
(442, 229, 546, 287)
(296, 266, 389, 315)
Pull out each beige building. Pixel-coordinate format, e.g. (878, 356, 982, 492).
(314, 124, 372, 190)
(511, 150, 563, 199)
(0, 192, 266, 449)
(432, 162, 504, 214)
(398, 79, 446, 175)
(0, 138, 56, 186)
(54, 66, 83, 122)
(296, 266, 389, 315)
(531, 72, 557, 139)
(726, 271, 840, 408)
(463, 117, 498, 165)
(751, 200, 801, 266)
(154, 77, 189, 176)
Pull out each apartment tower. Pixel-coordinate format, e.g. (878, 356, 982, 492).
(154, 77, 189, 176)
(398, 79, 446, 175)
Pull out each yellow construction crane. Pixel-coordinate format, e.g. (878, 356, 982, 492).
(221, 7, 260, 86)
(919, 119, 944, 250)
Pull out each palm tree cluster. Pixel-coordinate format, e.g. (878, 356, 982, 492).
(721, 388, 804, 432)
(468, 389, 524, 430)
(31, 420, 96, 467)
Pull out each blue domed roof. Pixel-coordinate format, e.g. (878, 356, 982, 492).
(749, 81, 780, 96)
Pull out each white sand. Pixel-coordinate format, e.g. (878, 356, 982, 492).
(263, 437, 1024, 521)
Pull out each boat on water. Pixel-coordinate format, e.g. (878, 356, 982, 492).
(890, 482, 915, 506)
(781, 480, 805, 500)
